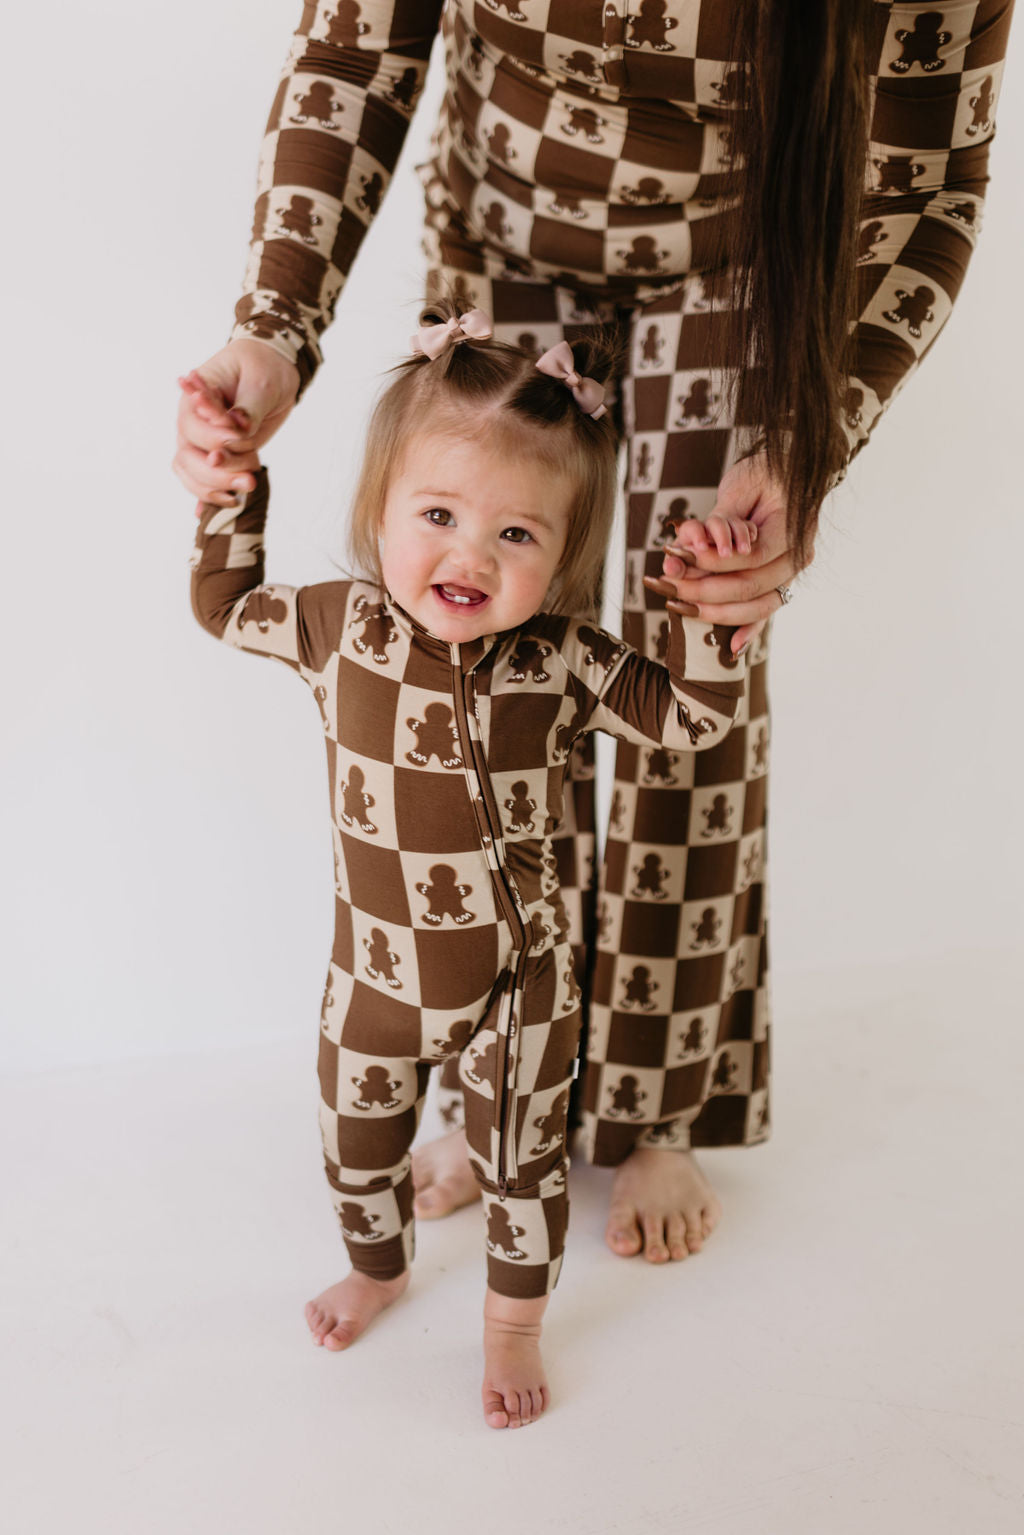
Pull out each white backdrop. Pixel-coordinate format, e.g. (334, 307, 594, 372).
(2, 2, 1021, 1071)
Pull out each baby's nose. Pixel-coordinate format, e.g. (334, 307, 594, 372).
(451, 538, 495, 575)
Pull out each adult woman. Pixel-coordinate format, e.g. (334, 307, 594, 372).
(174, 0, 1014, 1273)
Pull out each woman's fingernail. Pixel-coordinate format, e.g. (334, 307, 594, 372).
(232, 477, 250, 490)
(736, 643, 749, 658)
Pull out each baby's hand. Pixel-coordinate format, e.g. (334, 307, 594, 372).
(179, 372, 262, 519)
(643, 515, 758, 618)
(670, 513, 758, 560)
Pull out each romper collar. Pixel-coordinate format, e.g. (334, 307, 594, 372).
(383, 590, 501, 672)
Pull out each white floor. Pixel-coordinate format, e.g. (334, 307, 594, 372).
(3, 953, 1021, 1535)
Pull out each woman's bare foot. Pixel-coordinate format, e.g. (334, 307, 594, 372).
(482, 1290, 550, 1430)
(305, 1269, 410, 1351)
(411, 1127, 481, 1219)
(605, 1147, 722, 1263)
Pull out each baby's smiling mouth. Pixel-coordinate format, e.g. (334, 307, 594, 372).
(435, 583, 488, 607)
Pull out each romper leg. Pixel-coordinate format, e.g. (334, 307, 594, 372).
(579, 275, 773, 1164)
(317, 964, 435, 1281)
(459, 945, 581, 1299)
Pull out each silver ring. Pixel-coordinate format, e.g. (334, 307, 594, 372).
(775, 584, 794, 606)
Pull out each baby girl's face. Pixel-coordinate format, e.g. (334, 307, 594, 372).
(378, 432, 573, 643)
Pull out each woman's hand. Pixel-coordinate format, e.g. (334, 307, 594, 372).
(646, 454, 813, 658)
(173, 339, 301, 507)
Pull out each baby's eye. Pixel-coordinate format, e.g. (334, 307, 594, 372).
(425, 507, 454, 526)
(501, 526, 533, 544)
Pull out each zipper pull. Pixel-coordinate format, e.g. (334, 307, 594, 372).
(498, 1173, 509, 1201)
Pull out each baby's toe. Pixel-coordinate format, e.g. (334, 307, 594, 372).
(483, 1389, 510, 1429)
(323, 1319, 356, 1351)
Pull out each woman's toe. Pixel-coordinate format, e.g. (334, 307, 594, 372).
(642, 1211, 669, 1262)
(666, 1211, 689, 1260)
(683, 1205, 705, 1252)
(605, 1201, 643, 1256)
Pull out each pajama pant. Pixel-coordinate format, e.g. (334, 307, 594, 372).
(427, 263, 772, 1162)
(319, 940, 581, 1298)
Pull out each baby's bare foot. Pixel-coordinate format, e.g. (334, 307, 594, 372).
(412, 1127, 481, 1219)
(305, 1269, 410, 1351)
(482, 1289, 550, 1430)
(606, 1147, 722, 1263)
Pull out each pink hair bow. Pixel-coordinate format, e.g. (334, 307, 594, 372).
(535, 341, 607, 420)
(410, 308, 494, 359)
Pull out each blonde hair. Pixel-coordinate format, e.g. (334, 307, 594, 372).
(349, 301, 622, 617)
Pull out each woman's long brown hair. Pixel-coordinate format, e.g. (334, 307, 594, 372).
(721, 0, 874, 566)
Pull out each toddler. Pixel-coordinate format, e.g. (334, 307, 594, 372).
(186, 302, 751, 1429)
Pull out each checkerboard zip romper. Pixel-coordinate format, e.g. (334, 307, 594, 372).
(228, 0, 1015, 1160)
(190, 468, 745, 1296)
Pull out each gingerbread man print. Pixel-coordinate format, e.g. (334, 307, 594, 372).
(385, 66, 421, 112)
(620, 965, 659, 1011)
(620, 176, 670, 205)
(349, 597, 399, 663)
(431, 1018, 475, 1056)
(465, 1039, 498, 1086)
(559, 49, 601, 83)
(678, 1017, 705, 1057)
(883, 284, 935, 339)
(237, 587, 288, 635)
(711, 1050, 738, 1092)
(967, 77, 995, 135)
(486, 1205, 528, 1260)
(639, 324, 665, 367)
(618, 236, 670, 274)
(606, 1074, 647, 1119)
(644, 747, 679, 786)
(405, 703, 463, 768)
(632, 852, 669, 900)
(530, 1090, 569, 1154)
(701, 793, 733, 839)
(364, 928, 402, 988)
(339, 764, 378, 834)
(508, 637, 552, 683)
(415, 864, 475, 926)
(338, 1201, 382, 1240)
(690, 907, 721, 950)
(322, 0, 369, 44)
(274, 194, 322, 244)
(561, 105, 606, 143)
(504, 781, 538, 834)
(289, 81, 343, 129)
(626, 0, 678, 51)
(351, 1064, 403, 1111)
(890, 11, 952, 73)
(676, 378, 717, 426)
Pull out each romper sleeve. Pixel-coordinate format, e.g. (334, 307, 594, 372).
(561, 614, 747, 755)
(189, 467, 349, 676)
(230, 0, 446, 396)
(839, 0, 1016, 473)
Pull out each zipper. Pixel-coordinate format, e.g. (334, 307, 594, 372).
(449, 642, 530, 1195)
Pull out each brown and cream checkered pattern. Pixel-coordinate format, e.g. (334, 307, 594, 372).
(229, 0, 1014, 1160)
(190, 467, 744, 1295)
